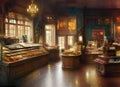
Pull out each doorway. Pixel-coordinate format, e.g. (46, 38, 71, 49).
(45, 24, 55, 46)
(58, 36, 65, 50)
(58, 35, 75, 50)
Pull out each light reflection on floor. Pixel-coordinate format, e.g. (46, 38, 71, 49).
(16, 61, 120, 87)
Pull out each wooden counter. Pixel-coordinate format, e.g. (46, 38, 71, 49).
(95, 56, 120, 76)
(46, 47, 60, 62)
(0, 53, 49, 85)
(62, 54, 81, 69)
(83, 51, 103, 63)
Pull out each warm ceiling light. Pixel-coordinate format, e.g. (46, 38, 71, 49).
(116, 17, 120, 22)
(27, 0, 38, 17)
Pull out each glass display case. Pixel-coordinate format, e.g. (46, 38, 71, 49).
(0, 43, 49, 85)
(2, 43, 48, 63)
(83, 40, 103, 63)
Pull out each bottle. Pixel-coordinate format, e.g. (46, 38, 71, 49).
(103, 36, 108, 57)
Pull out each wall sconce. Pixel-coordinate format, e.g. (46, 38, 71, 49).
(78, 35, 83, 44)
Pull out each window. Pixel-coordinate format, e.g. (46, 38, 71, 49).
(57, 16, 76, 31)
(9, 24, 16, 37)
(58, 36, 65, 49)
(5, 12, 33, 42)
(5, 24, 8, 36)
(57, 16, 76, 49)
(57, 18, 67, 30)
(18, 26, 24, 38)
(68, 17, 76, 30)
(45, 24, 55, 46)
(68, 36, 74, 46)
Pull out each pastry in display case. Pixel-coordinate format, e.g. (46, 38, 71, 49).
(63, 42, 81, 56)
(86, 40, 103, 54)
(2, 43, 49, 63)
(86, 41, 97, 53)
(19, 43, 40, 48)
(5, 43, 24, 50)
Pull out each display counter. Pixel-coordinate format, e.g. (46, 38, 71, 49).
(62, 54, 81, 69)
(0, 43, 49, 85)
(94, 55, 120, 76)
(83, 51, 103, 63)
(61, 43, 82, 69)
(85, 40, 103, 63)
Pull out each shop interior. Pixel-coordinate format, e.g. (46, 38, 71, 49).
(1, 0, 120, 87)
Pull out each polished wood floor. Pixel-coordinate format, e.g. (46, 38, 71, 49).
(14, 60, 120, 87)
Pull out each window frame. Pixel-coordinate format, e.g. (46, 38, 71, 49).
(4, 13, 33, 43)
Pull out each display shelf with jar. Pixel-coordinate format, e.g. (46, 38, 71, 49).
(0, 43, 49, 85)
(94, 39, 120, 76)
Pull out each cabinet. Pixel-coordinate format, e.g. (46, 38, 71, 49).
(2, 43, 48, 63)
(62, 54, 81, 69)
(46, 47, 60, 61)
(0, 43, 49, 85)
(95, 56, 120, 76)
(83, 49, 103, 63)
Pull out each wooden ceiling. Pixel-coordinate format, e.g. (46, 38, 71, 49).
(1, 0, 120, 16)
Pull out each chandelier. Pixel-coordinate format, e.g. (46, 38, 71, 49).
(27, 0, 39, 17)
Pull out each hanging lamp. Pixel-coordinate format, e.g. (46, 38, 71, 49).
(27, 0, 39, 17)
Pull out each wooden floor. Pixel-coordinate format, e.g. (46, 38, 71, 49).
(14, 60, 120, 87)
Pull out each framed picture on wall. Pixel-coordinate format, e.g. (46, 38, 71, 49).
(68, 16, 76, 31)
(57, 18, 67, 30)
